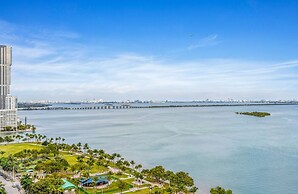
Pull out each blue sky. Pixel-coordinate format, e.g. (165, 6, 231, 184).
(0, 0, 298, 101)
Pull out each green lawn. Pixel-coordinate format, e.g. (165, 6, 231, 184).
(60, 152, 78, 165)
(90, 164, 108, 173)
(123, 178, 135, 184)
(0, 143, 139, 194)
(113, 173, 129, 179)
(127, 189, 150, 194)
(0, 143, 42, 156)
(83, 177, 135, 194)
(126, 187, 169, 194)
(0, 143, 109, 176)
(84, 181, 132, 194)
(58, 152, 108, 173)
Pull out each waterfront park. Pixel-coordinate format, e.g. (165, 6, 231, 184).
(0, 131, 233, 194)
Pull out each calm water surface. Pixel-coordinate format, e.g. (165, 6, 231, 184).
(19, 105, 298, 194)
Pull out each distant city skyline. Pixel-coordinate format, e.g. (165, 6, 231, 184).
(0, 0, 297, 101)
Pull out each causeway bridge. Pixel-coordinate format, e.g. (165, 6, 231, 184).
(18, 103, 298, 111)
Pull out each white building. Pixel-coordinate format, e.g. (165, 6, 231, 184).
(0, 45, 17, 131)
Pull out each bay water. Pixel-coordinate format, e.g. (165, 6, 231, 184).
(18, 105, 298, 194)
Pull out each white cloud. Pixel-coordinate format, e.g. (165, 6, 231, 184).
(12, 52, 298, 101)
(1, 19, 297, 101)
(187, 34, 220, 50)
(13, 45, 54, 58)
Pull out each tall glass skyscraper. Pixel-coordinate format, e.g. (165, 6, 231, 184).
(0, 45, 17, 131)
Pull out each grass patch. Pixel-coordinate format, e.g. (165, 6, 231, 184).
(84, 180, 133, 194)
(90, 164, 108, 173)
(0, 143, 42, 156)
(113, 173, 129, 179)
(60, 152, 78, 165)
(123, 178, 134, 184)
(138, 183, 151, 188)
(126, 189, 150, 194)
(126, 187, 169, 194)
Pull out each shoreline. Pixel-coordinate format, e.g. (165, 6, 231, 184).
(14, 105, 298, 194)
(0, 138, 199, 193)
(0, 129, 34, 134)
(18, 102, 298, 111)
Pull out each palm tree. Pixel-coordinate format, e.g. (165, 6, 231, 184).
(55, 137, 59, 144)
(77, 142, 82, 152)
(210, 186, 233, 194)
(87, 149, 94, 156)
(83, 143, 89, 153)
(37, 134, 43, 142)
(25, 133, 30, 142)
(0, 137, 4, 143)
(4, 136, 13, 144)
(111, 153, 117, 163)
(106, 174, 112, 189)
(0, 182, 6, 194)
(96, 159, 102, 172)
(31, 125, 36, 133)
(123, 160, 130, 168)
(32, 134, 37, 142)
(20, 174, 33, 193)
(71, 144, 78, 152)
(117, 180, 126, 194)
(77, 155, 85, 163)
(92, 176, 99, 194)
(55, 187, 64, 194)
(130, 160, 135, 169)
(116, 153, 121, 161)
(135, 164, 142, 172)
(28, 134, 34, 142)
(86, 157, 95, 173)
(98, 149, 105, 156)
(134, 172, 144, 188)
(15, 134, 22, 143)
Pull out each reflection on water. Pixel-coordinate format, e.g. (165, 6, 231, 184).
(18, 105, 298, 194)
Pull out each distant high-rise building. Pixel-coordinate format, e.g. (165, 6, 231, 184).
(0, 45, 17, 131)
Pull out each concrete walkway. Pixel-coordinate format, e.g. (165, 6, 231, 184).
(0, 175, 20, 194)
